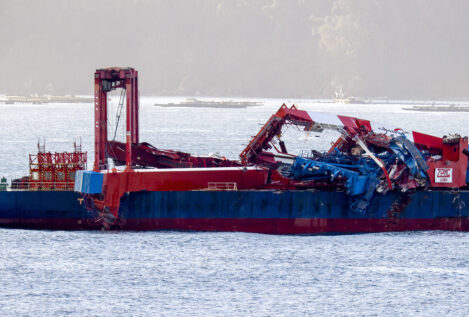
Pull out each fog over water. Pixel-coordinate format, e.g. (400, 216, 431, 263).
(1, 0, 469, 99)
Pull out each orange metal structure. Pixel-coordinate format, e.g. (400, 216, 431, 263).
(29, 142, 87, 190)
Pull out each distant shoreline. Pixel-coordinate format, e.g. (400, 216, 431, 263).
(0, 95, 94, 104)
(1, 94, 469, 106)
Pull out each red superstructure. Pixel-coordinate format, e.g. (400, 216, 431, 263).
(94, 68, 240, 171)
(239, 104, 313, 167)
(94, 67, 139, 171)
(28, 142, 86, 190)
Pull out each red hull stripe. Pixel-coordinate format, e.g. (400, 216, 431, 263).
(1, 218, 467, 233)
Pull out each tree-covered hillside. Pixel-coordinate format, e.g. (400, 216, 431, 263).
(1, 0, 468, 98)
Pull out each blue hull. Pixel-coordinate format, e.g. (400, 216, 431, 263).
(0, 190, 468, 233)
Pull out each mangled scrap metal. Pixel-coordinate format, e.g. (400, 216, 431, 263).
(239, 105, 469, 213)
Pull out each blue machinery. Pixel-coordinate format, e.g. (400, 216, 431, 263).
(290, 134, 431, 213)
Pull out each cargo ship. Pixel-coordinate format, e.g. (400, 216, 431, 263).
(0, 67, 468, 233)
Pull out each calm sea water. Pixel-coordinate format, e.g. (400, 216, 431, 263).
(0, 98, 468, 316)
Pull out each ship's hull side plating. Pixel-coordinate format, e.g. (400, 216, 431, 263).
(0, 190, 467, 233)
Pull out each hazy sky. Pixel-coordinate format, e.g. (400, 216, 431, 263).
(1, 0, 468, 99)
